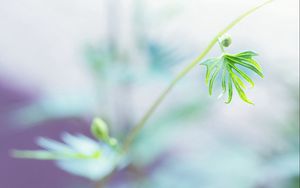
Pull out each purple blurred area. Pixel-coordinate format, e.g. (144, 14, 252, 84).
(0, 77, 91, 188)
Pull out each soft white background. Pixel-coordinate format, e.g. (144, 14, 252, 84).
(0, 0, 298, 92)
(0, 0, 298, 158)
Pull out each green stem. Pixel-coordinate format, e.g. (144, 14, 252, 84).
(123, 0, 273, 152)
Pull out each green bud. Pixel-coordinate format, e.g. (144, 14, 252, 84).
(91, 118, 109, 141)
(221, 35, 232, 47)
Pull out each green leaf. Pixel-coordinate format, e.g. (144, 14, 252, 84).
(230, 73, 254, 104)
(230, 64, 255, 87)
(201, 58, 221, 84)
(235, 51, 258, 58)
(200, 50, 263, 104)
(229, 69, 247, 89)
(221, 68, 227, 93)
(234, 56, 263, 72)
(225, 56, 263, 77)
(225, 74, 233, 104)
(209, 66, 221, 95)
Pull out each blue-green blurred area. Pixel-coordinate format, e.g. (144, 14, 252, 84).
(0, 0, 298, 188)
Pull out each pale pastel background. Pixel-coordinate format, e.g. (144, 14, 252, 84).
(0, 0, 298, 188)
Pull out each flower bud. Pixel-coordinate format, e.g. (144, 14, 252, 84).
(221, 35, 232, 47)
(91, 118, 109, 141)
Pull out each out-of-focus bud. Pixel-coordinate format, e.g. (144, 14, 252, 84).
(91, 118, 109, 141)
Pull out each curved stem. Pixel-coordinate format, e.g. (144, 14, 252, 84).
(123, 0, 273, 152)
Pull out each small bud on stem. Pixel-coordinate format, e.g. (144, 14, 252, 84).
(221, 35, 232, 47)
(91, 118, 110, 141)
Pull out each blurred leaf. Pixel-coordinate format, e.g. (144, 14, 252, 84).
(84, 44, 115, 75)
(146, 41, 185, 75)
(13, 133, 122, 180)
(13, 150, 71, 160)
(84, 44, 135, 83)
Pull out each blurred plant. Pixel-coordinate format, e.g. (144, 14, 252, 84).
(13, 118, 123, 181)
(13, 0, 275, 187)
